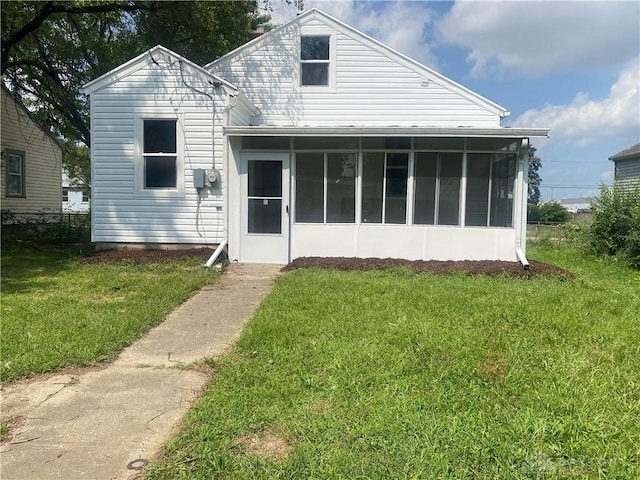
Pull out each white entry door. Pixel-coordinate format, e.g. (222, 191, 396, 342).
(239, 152, 290, 263)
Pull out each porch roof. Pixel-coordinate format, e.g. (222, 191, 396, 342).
(223, 125, 550, 138)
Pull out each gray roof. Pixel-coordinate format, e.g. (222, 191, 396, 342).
(609, 143, 640, 162)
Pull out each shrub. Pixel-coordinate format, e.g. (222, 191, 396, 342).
(538, 201, 572, 223)
(589, 180, 640, 268)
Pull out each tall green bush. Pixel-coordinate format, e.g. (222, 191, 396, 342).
(589, 180, 640, 268)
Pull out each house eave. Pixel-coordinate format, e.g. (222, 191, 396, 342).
(223, 125, 550, 138)
(81, 45, 238, 95)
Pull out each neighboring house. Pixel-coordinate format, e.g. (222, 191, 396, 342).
(62, 170, 90, 213)
(82, 8, 548, 264)
(558, 197, 592, 214)
(609, 143, 640, 186)
(1, 86, 62, 220)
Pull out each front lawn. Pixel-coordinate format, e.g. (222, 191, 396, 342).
(1, 244, 219, 383)
(147, 244, 640, 479)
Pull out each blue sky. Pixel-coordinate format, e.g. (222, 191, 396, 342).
(270, 0, 640, 201)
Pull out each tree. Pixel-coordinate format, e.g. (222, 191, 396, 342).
(537, 201, 571, 223)
(1, 1, 287, 185)
(527, 144, 542, 204)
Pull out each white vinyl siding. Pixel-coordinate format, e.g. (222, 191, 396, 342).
(1, 88, 62, 214)
(89, 59, 226, 244)
(211, 19, 499, 128)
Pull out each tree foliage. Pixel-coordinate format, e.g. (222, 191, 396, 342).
(528, 201, 572, 223)
(1, 1, 284, 185)
(527, 144, 542, 204)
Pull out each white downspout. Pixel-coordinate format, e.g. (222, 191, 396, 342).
(516, 138, 530, 269)
(516, 247, 529, 270)
(205, 240, 228, 268)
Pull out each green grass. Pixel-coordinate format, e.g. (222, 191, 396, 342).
(147, 244, 640, 479)
(1, 244, 219, 383)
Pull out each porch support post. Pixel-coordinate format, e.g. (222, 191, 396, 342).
(516, 138, 530, 255)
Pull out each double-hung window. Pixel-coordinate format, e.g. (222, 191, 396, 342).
(143, 119, 177, 189)
(5, 149, 25, 197)
(136, 115, 183, 195)
(300, 35, 331, 87)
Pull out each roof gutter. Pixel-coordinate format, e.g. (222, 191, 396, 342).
(223, 125, 550, 138)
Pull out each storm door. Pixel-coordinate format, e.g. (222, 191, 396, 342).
(240, 152, 290, 263)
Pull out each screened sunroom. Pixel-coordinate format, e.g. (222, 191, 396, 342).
(226, 128, 545, 264)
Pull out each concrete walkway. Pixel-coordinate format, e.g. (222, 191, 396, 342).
(0, 263, 281, 480)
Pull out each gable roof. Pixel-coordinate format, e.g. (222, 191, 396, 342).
(207, 8, 509, 118)
(609, 143, 640, 162)
(81, 45, 238, 95)
(1, 85, 63, 150)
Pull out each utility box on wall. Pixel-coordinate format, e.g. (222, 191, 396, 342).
(194, 168, 220, 189)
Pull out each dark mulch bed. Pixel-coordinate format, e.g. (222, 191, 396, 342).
(282, 256, 575, 279)
(79, 248, 215, 265)
(79, 249, 574, 279)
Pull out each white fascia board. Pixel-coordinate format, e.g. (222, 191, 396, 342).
(206, 9, 319, 70)
(223, 125, 550, 138)
(234, 91, 260, 117)
(306, 10, 509, 117)
(207, 8, 507, 117)
(81, 45, 237, 95)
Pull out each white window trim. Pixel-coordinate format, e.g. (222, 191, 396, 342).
(5, 149, 26, 197)
(298, 31, 336, 91)
(134, 112, 185, 197)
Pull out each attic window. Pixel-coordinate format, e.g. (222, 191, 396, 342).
(300, 36, 330, 86)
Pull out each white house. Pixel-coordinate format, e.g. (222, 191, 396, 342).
(62, 170, 91, 213)
(82, 9, 548, 265)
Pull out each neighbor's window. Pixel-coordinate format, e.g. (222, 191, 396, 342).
(6, 149, 25, 197)
(143, 119, 177, 189)
(82, 188, 90, 203)
(295, 152, 356, 223)
(300, 35, 330, 86)
(62, 187, 69, 202)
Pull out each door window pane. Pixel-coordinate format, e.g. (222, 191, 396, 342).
(327, 153, 356, 223)
(361, 152, 384, 223)
(248, 199, 282, 234)
(296, 153, 324, 223)
(385, 153, 408, 224)
(438, 153, 462, 225)
(248, 160, 282, 197)
(465, 153, 491, 226)
(414, 153, 437, 225)
(247, 159, 283, 234)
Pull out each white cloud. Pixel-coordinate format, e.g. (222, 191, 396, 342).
(269, 0, 439, 67)
(438, 1, 640, 78)
(510, 59, 640, 146)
